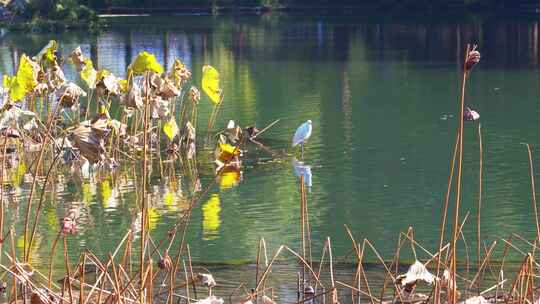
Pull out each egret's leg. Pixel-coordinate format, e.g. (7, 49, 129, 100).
(301, 143, 304, 160)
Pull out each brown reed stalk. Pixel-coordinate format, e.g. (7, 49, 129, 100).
(468, 241, 497, 289)
(525, 144, 540, 243)
(450, 44, 472, 304)
(477, 123, 483, 296)
(344, 226, 375, 304)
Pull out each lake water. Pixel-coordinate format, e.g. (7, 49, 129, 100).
(0, 14, 540, 299)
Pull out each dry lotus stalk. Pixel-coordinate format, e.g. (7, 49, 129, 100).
(57, 82, 87, 108)
(69, 46, 86, 71)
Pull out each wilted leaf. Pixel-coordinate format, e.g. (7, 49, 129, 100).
(194, 296, 223, 304)
(128, 51, 164, 75)
(33, 40, 57, 67)
(197, 273, 216, 287)
(163, 118, 179, 141)
(399, 260, 435, 286)
(202, 65, 222, 104)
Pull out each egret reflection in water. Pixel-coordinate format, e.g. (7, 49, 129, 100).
(292, 157, 312, 191)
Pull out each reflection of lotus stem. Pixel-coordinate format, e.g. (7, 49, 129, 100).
(9, 229, 17, 303)
(450, 44, 471, 304)
(434, 133, 459, 304)
(141, 71, 150, 304)
(23, 102, 61, 262)
(187, 244, 198, 299)
(526, 144, 540, 243)
(476, 124, 483, 296)
(27, 142, 64, 260)
(0, 137, 7, 267)
(300, 175, 306, 288)
(63, 235, 74, 303)
(48, 231, 61, 288)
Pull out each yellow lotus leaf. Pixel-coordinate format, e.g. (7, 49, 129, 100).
(202, 65, 222, 104)
(218, 143, 239, 162)
(3, 75, 12, 88)
(118, 79, 129, 93)
(202, 194, 221, 240)
(128, 51, 164, 75)
(80, 59, 97, 89)
(9, 55, 39, 101)
(163, 118, 179, 141)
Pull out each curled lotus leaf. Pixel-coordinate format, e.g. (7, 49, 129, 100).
(33, 40, 58, 67)
(128, 51, 164, 75)
(0, 106, 37, 131)
(57, 83, 87, 108)
(70, 123, 106, 164)
(159, 77, 180, 99)
(122, 82, 143, 110)
(47, 64, 67, 91)
(69, 46, 86, 71)
(150, 96, 169, 119)
(80, 60, 97, 89)
(201, 65, 222, 104)
(168, 58, 191, 88)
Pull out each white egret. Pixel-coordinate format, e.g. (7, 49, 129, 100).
(292, 120, 312, 160)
